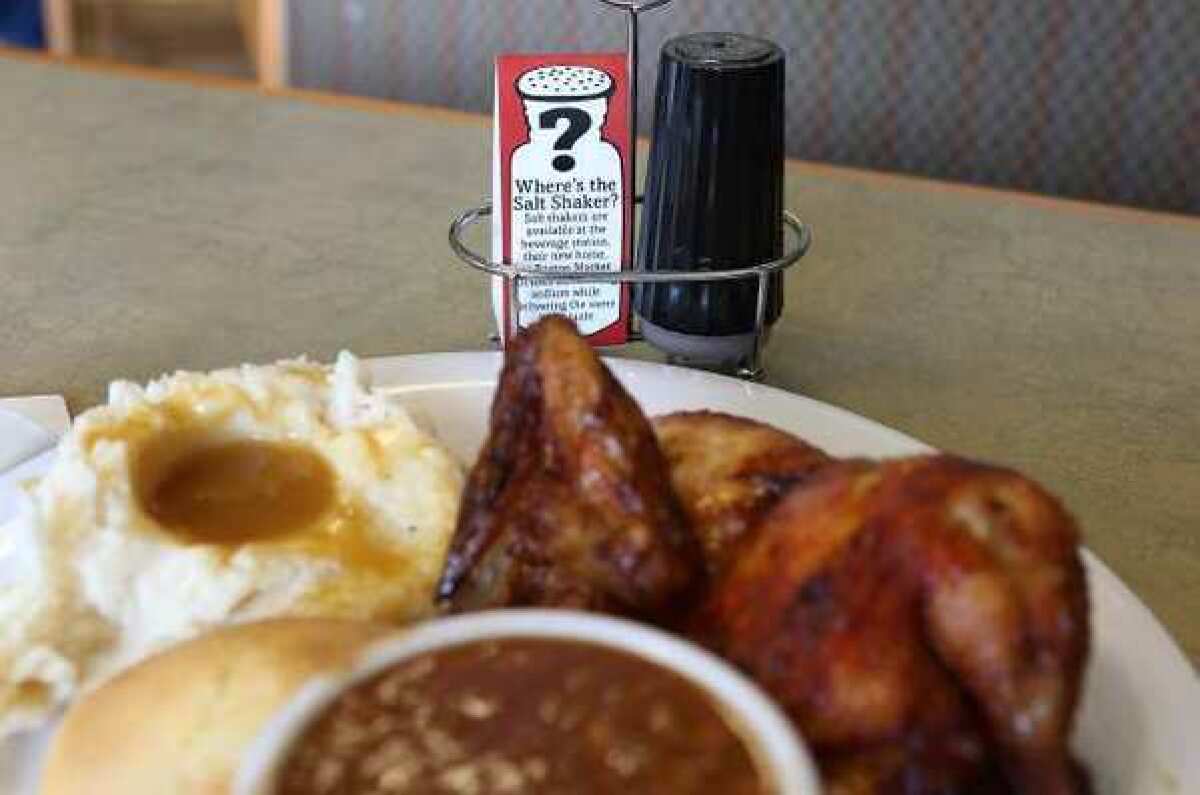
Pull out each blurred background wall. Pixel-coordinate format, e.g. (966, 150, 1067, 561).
(16, 0, 1200, 214)
(287, 0, 1198, 215)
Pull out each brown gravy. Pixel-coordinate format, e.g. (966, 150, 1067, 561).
(276, 638, 767, 795)
(142, 440, 335, 545)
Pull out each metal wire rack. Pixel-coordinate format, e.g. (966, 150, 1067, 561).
(446, 0, 813, 380)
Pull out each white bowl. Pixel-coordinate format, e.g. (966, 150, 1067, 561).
(234, 609, 822, 795)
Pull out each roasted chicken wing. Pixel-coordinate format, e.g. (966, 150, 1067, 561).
(692, 456, 1090, 795)
(654, 411, 831, 573)
(437, 316, 704, 621)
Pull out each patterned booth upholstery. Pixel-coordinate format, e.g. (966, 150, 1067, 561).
(288, 0, 1198, 214)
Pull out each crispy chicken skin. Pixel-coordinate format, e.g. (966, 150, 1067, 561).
(692, 456, 1090, 795)
(654, 411, 831, 573)
(438, 319, 1091, 794)
(437, 317, 704, 621)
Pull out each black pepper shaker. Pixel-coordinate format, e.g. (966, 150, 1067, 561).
(634, 33, 786, 368)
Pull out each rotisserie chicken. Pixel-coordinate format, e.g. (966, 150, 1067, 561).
(438, 317, 1091, 795)
(437, 315, 704, 622)
(692, 456, 1090, 794)
(655, 410, 831, 573)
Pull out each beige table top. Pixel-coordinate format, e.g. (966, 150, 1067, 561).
(2, 51, 1198, 661)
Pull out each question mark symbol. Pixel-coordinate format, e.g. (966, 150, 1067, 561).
(539, 108, 592, 172)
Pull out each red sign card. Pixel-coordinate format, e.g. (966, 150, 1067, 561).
(491, 53, 632, 346)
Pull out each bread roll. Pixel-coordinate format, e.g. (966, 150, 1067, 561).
(40, 619, 396, 795)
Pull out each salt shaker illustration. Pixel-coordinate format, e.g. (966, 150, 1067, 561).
(513, 66, 618, 175)
(507, 66, 625, 336)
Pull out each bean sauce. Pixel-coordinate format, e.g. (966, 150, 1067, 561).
(276, 638, 767, 794)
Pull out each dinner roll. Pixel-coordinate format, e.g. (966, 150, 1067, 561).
(40, 619, 396, 795)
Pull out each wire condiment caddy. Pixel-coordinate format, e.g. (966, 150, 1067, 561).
(447, 0, 813, 380)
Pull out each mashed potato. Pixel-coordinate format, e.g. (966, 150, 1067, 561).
(0, 353, 463, 736)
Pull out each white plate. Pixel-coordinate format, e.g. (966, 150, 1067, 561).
(3, 353, 1196, 794)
